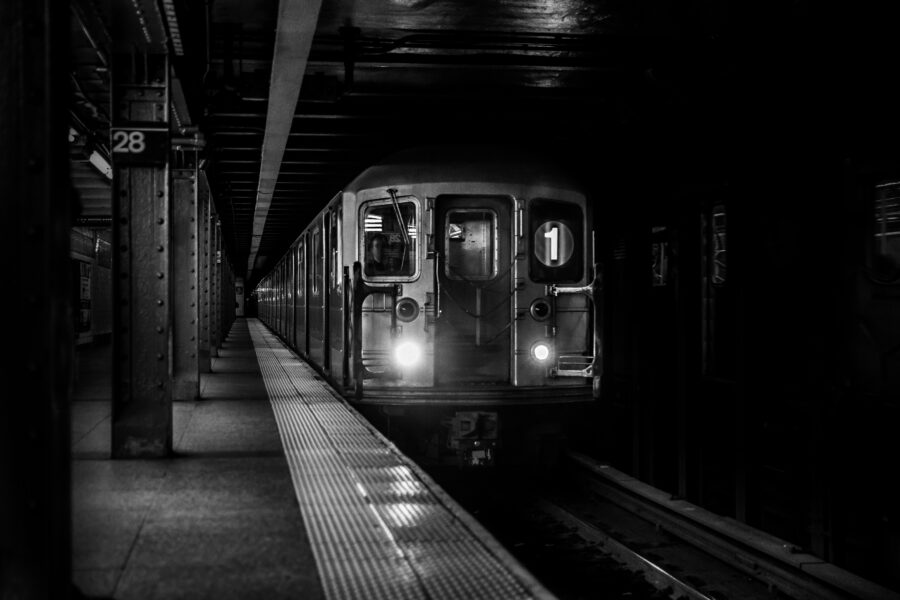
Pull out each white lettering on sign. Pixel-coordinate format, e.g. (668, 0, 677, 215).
(109, 127, 167, 164)
(534, 221, 575, 267)
(112, 130, 147, 154)
(544, 226, 559, 262)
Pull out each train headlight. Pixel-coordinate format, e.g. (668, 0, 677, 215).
(531, 342, 551, 362)
(395, 341, 422, 367)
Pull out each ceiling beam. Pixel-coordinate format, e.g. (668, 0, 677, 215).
(246, 0, 323, 279)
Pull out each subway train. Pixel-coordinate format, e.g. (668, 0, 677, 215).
(256, 146, 601, 465)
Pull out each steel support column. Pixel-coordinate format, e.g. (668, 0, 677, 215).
(172, 165, 200, 400)
(110, 51, 173, 457)
(198, 171, 212, 372)
(223, 258, 234, 330)
(1, 0, 71, 595)
(210, 217, 221, 357)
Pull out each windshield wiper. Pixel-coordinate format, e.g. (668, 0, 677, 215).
(386, 188, 411, 271)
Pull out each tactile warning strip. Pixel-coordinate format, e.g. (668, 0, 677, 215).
(249, 319, 555, 600)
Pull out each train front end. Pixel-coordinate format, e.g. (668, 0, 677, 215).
(349, 173, 599, 466)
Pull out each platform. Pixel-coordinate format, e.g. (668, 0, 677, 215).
(72, 318, 553, 599)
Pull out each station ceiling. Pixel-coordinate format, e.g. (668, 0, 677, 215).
(69, 0, 736, 288)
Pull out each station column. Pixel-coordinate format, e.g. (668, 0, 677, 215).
(1, 1, 71, 595)
(198, 171, 212, 372)
(110, 46, 173, 457)
(172, 154, 200, 400)
(210, 217, 222, 357)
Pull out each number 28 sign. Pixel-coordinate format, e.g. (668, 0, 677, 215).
(110, 125, 168, 165)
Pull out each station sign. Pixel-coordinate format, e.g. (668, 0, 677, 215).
(110, 123, 169, 165)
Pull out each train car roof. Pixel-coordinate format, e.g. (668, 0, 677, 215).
(343, 144, 585, 194)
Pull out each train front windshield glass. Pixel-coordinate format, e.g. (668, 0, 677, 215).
(363, 200, 417, 277)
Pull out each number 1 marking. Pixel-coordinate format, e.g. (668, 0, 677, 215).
(544, 226, 559, 262)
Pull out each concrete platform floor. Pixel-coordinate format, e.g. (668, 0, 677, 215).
(71, 321, 325, 600)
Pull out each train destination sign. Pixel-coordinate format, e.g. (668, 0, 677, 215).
(534, 220, 575, 267)
(110, 124, 169, 165)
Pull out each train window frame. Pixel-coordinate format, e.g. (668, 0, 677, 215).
(358, 195, 421, 282)
(528, 198, 585, 284)
(443, 208, 499, 281)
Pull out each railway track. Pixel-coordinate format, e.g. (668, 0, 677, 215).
(426, 453, 900, 600)
(555, 452, 900, 600)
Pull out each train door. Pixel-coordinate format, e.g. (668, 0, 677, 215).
(308, 219, 326, 367)
(323, 212, 331, 371)
(329, 206, 344, 382)
(286, 250, 294, 344)
(302, 233, 311, 356)
(276, 264, 282, 333)
(434, 195, 512, 385)
(281, 262, 287, 334)
(294, 241, 306, 354)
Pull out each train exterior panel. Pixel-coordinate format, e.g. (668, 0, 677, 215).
(256, 147, 600, 464)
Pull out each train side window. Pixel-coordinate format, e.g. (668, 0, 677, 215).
(361, 198, 418, 279)
(444, 209, 497, 280)
(297, 240, 304, 299)
(529, 199, 584, 283)
(312, 227, 321, 296)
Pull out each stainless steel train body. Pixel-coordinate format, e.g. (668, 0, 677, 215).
(256, 147, 600, 463)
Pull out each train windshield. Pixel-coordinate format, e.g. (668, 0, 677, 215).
(362, 199, 417, 278)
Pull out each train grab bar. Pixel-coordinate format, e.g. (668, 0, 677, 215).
(546, 263, 604, 398)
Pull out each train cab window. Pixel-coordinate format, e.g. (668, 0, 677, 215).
(529, 199, 584, 283)
(445, 209, 497, 280)
(361, 199, 418, 278)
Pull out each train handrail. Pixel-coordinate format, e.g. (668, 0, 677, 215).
(351, 261, 400, 401)
(546, 262, 604, 398)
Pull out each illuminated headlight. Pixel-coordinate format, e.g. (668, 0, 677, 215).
(394, 341, 422, 367)
(531, 342, 551, 361)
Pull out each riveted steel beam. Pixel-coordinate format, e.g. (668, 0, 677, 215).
(198, 171, 212, 372)
(1, 0, 71, 595)
(110, 50, 173, 458)
(172, 163, 200, 400)
(210, 216, 221, 357)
